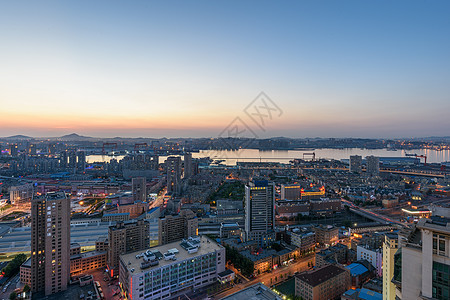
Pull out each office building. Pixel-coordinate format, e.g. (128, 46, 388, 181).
(132, 177, 147, 202)
(166, 156, 182, 194)
(245, 180, 275, 243)
(280, 184, 302, 200)
(158, 209, 198, 245)
(366, 156, 379, 177)
(119, 236, 225, 300)
(295, 264, 350, 300)
(401, 217, 450, 300)
(30, 192, 71, 295)
(107, 220, 150, 277)
(349, 155, 362, 174)
(383, 233, 398, 300)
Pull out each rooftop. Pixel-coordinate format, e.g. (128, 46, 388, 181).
(296, 265, 347, 287)
(119, 235, 222, 273)
(221, 283, 282, 300)
(346, 263, 369, 276)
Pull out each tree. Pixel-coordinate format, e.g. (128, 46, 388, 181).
(2, 253, 27, 278)
(23, 285, 30, 293)
(9, 292, 17, 300)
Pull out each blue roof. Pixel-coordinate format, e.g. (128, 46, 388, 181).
(358, 288, 382, 300)
(346, 263, 369, 276)
(343, 289, 359, 296)
(148, 207, 159, 213)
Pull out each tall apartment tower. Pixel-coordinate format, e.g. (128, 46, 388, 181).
(68, 150, 77, 169)
(76, 151, 86, 172)
(166, 156, 182, 194)
(184, 153, 193, 179)
(158, 209, 198, 245)
(107, 220, 150, 277)
(366, 155, 380, 176)
(349, 155, 362, 174)
(30, 192, 70, 296)
(132, 177, 147, 202)
(383, 233, 399, 300)
(10, 143, 18, 157)
(245, 180, 275, 243)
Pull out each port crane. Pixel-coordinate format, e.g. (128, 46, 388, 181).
(405, 153, 427, 166)
(102, 142, 118, 155)
(303, 152, 316, 161)
(134, 143, 149, 153)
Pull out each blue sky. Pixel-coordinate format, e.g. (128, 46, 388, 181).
(1, 0, 449, 138)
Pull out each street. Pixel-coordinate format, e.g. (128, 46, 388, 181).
(213, 255, 315, 299)
(0, 274, 20, 300)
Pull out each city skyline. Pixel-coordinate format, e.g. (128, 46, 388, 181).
(1, 1, 450, 138)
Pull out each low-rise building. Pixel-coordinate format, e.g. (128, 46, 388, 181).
(314, 225, 339, 246)
(222, 282, 282, 300)
(356, 246, 382, 277)
(101, 212, 130, 222)
(295, 264, 350, 300)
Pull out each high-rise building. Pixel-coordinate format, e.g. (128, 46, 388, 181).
(400, 217, 450, 300)
(383, 233, 398, 300)
(10, 143, 18, 157)
(107, 220, 150, 277)
(76, 151, 86, 172)
(119, 236, 225, 300)
(166, 156, 182, 194)
(366, 155, 380, 176)
(132, 177, 147, 202)
(30, 192, 70, 295)
(245, 180, 275, 243)
(59, 151, 68, 168)
(184, 152, 193, 179)
(158, 209, 198, 245)
(349, 155, 362, 174)
(68, 150, 77, 169)
(28, 143, 37, 155)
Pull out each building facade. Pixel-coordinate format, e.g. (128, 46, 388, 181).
(119, 236, 225, 300)
(245, 180, 275, 243)
(30, 192, 71, 295)
(158, 209, 198, 245)
(107, 220, 150, 277)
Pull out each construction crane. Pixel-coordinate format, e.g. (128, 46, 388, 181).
(102, 142, 118, 155)
(405, 153, 427, 166)
(134, 143, 149, 153)
(303, 152, 316, 161)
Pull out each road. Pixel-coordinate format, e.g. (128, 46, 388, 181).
(213, 255, 315, 299)
(150, 188, 167, 209)
(342, 199, 408, 227)
(0, 274, 20, 300)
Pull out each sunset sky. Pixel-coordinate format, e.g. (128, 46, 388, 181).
(1, 0, 450, 138)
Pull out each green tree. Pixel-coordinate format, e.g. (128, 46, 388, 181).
(9, 292, 17, 300)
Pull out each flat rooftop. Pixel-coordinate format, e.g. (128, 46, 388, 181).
(120, 235, 222, 273)
(221, 283, 282, 300)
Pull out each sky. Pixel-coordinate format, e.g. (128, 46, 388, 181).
(1, 0, 450, 139)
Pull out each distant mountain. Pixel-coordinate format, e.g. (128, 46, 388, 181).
(58, 133, 94, 141)
(3, 135, 33, 140)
